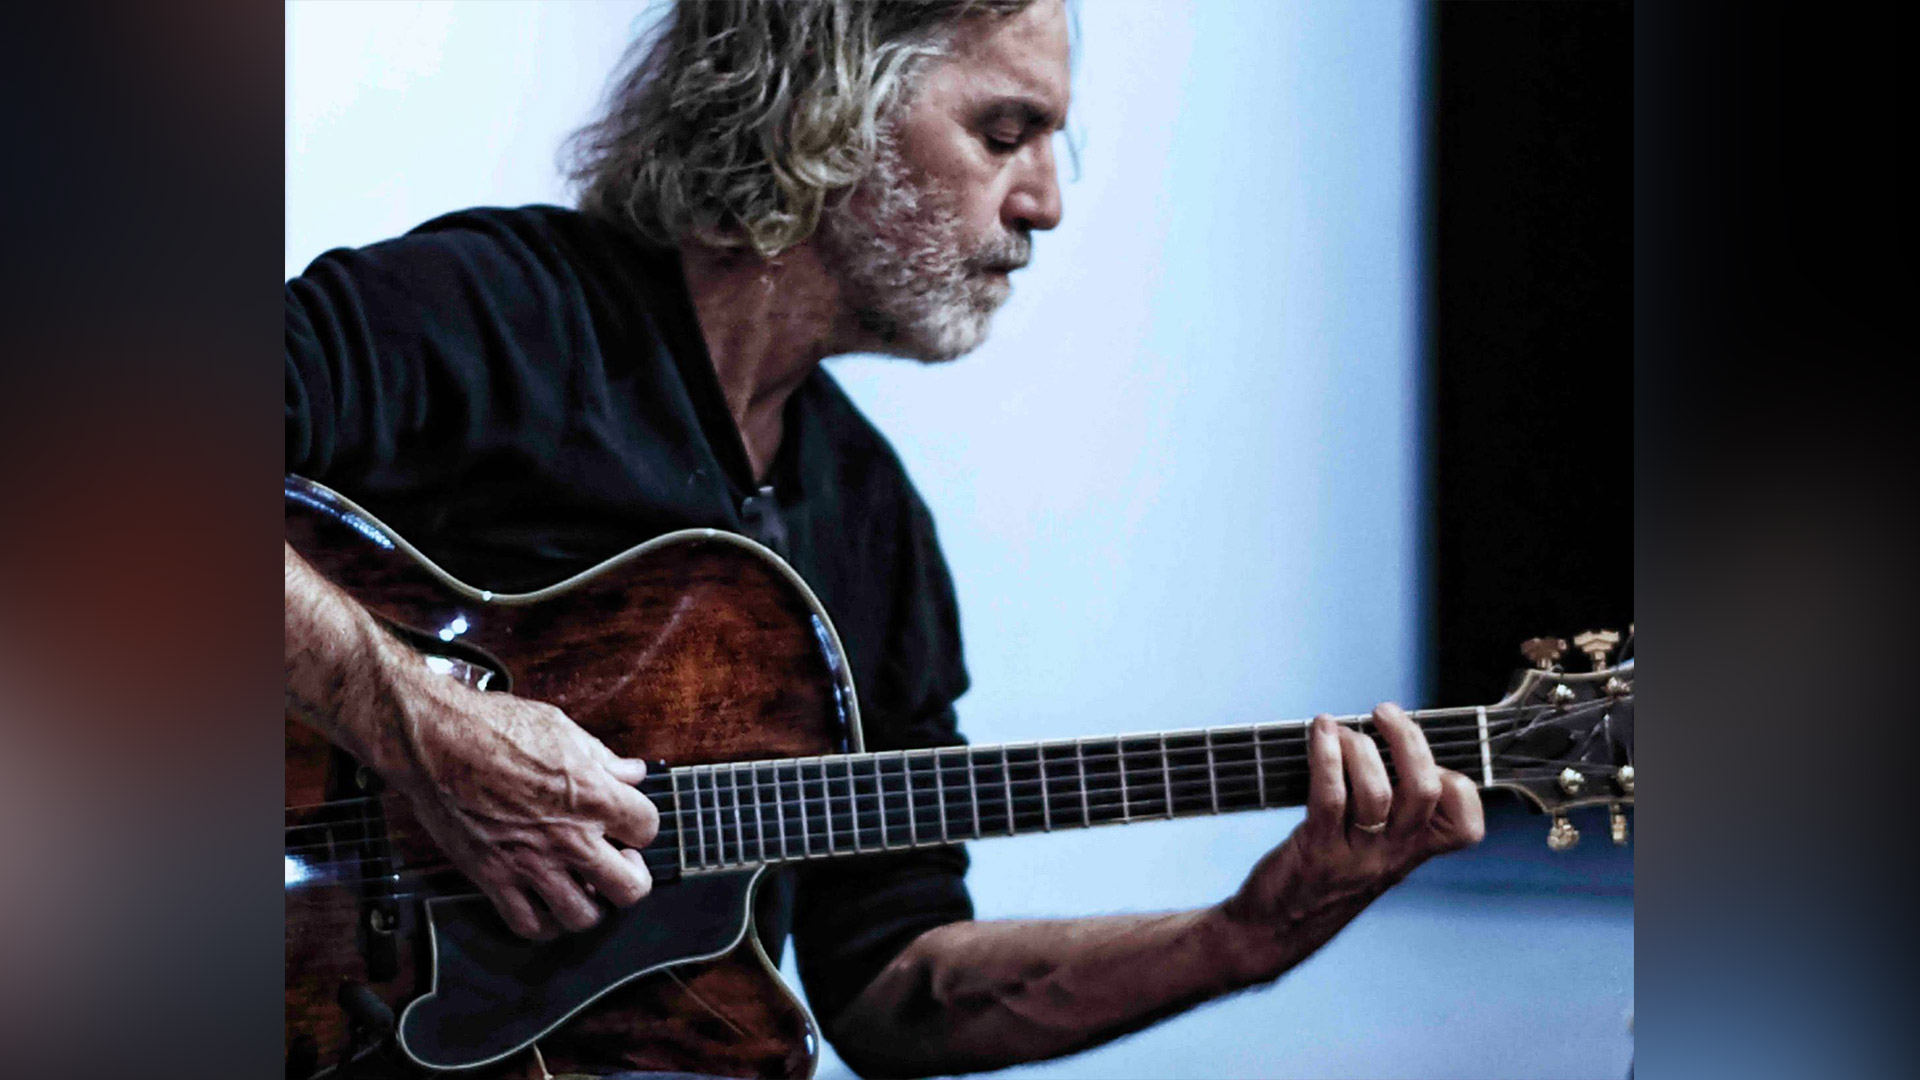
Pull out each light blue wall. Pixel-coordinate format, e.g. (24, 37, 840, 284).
(287, 3, 1630, 1076)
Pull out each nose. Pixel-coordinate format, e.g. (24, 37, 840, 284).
(1003, 135, 1063, 233)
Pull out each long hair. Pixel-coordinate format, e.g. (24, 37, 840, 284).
(566, 0, 1033, 257)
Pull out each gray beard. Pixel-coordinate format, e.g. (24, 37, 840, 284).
(818, 134, 1030, 363)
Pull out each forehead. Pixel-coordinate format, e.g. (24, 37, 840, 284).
(929, 0, 1072, 121)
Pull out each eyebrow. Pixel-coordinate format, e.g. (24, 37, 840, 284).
(981, 96, 1067, 134)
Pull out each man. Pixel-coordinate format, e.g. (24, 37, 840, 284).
(285, 1, 1485, 1076)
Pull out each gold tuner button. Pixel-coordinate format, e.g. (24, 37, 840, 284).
(1605, 676, 1630, 696)
(1610, 804, 1629, 846)
(1573, 629, 1622, 670)
(1614, 765, 1635, 794)
(1551, 683, 1577, 705)
(1558, 767, 1585, 795)
(1547, 815, 1581, 851)
(1521, 637, 1569, 670)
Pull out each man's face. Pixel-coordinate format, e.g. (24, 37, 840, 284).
(819, 0, 1070, 363)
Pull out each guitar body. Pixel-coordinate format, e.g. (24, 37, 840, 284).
(286, 477, 853, 1078)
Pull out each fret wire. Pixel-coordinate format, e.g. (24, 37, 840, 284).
(860, 755, 872, 851)
(904, 751, 918, 845)
(966, 749, 982, 839)
(1152, 730, 1167, 814)
(1118, 738, 1131, 820)
(711, 767, 727, 868)
(1039, 744, 1052, 832)
(1002, 745, 1016, 836)
(797, 760, 812, 857)
(773, 763, 788, 861)
(1254, 728, 1267, 807)
(819, 759, 833, 854)
(703, 767, 717, 868)
(706, 764, 721, 864)
(750, 763, 767, 864)
(670, 769, 690, 875)
(874, 756, 889, 850)
(714, 764, 725, 864)
(694, 767, 709, 870)
(1075, 737, 1090, 828)
(845, 757, 860, 854)
(730, 764, 746, 866)
(890, 754, 905, 848)
(706, 767, 722, 868)
(1204, 729, 1219, 814)
(935, 748, 950, 841)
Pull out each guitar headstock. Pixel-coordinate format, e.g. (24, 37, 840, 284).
(1482, 627, 1634, 850)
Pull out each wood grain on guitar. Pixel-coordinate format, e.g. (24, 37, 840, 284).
(283, 476, 1635, 1078)
(286, 476, 832, 1079)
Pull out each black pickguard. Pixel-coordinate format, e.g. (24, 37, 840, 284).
(398, 870, 760, 1071)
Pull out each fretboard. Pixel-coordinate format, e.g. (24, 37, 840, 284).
(649, 708, 1517, 877)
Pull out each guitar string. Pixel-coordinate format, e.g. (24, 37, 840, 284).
(295, 760, 1608, 897)
(305, 766, 1610, 905)
(287, 752, 1601, 890)
(277, 703, 1597, 817)
(286, 714, 1620, 885)
(281, 716, 1540, 853)
(285, 746, 1542, 867)
(281, 708, 1561, 826)
(280, 717, 1554, 857)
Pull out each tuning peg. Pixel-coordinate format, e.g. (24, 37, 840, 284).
(1521, 637, 1568, 669)
(1573, 629, 1622, 670)
(1547, 814, 1580, 851)
(1610, 804, 1629, 845)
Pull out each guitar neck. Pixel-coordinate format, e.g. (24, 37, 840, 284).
(652, 706, 1516, 877)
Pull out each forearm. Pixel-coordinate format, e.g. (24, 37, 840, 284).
(828, 889, 1374, 1078)
(829, 712, 1486, 1077)
(284, 542, 417, 778)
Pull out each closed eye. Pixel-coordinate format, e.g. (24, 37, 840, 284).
(976, 98, 1061, 155)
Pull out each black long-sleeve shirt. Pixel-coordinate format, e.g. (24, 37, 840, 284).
(285, 203, 974, 1031)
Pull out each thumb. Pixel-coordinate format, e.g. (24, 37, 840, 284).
(599, 750, 649, 786)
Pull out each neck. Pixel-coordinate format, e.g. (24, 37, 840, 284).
(680, 241, 848, 483)
(647, 705, 1524, 878)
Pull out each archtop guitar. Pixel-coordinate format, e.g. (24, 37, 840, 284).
(284, 475, 1635, 1079)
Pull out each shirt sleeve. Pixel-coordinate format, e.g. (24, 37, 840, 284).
(285, 236, 455, 482)
(284, 212, 588, 488)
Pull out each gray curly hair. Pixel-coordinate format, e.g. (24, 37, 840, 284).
(566, 0, 1035, 257)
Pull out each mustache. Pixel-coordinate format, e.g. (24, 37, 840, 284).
(969, 231, 1032, 274)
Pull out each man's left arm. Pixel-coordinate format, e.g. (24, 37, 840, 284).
(826, 703, 1485, 1078)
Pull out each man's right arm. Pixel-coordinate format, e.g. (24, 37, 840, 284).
(285, 542, 660, 939)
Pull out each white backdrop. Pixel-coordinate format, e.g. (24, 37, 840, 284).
(288, 3, 1630, 1077)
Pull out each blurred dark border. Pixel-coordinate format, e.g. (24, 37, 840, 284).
(1419, 0, 1635, 886)
(1636, 1, 1915, 1078)
(1, 3, 284, 1077)
(0, 2, 1910, 1078)
(1424, 0, 1632, 721)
